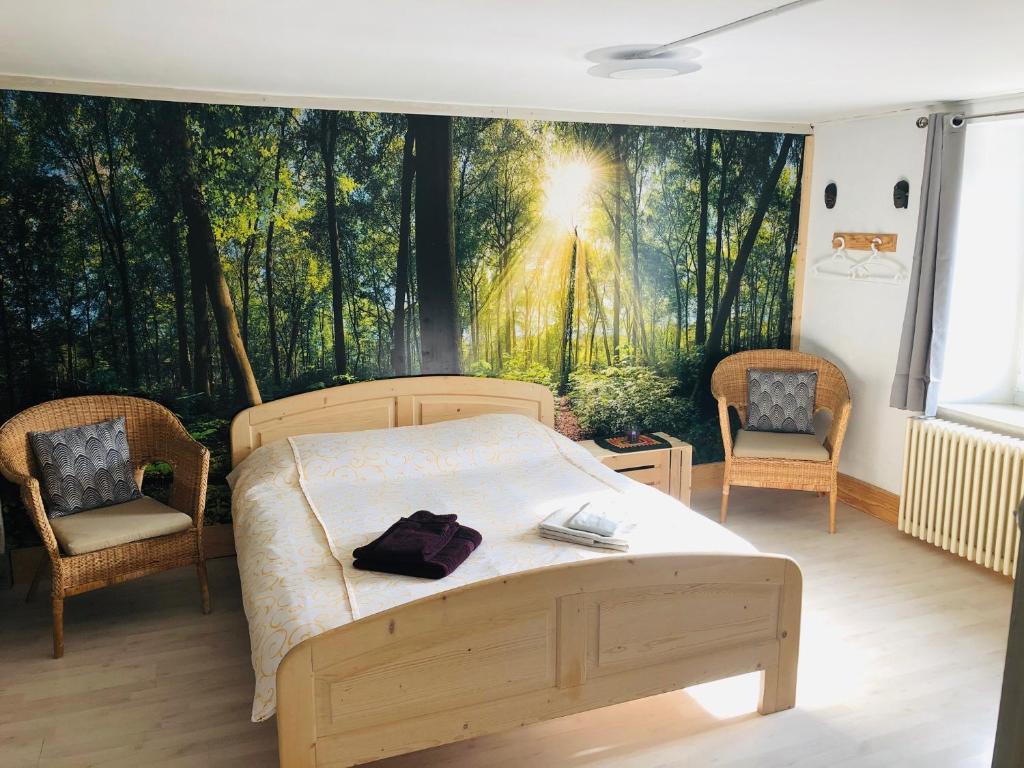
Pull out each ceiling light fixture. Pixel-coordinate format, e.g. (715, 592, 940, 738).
(585, 0, 827, 79)
(585, 45, 702, 80)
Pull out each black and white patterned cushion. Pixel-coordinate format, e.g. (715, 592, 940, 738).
(746, 369, 817, 435)
(29, 416, 142, 518)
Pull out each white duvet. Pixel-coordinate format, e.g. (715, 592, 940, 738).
(229, 413, 754, 722)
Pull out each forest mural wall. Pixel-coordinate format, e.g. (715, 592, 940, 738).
(0, 90, 804, 544)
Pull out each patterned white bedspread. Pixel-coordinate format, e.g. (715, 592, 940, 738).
(229, 413, 755, 722)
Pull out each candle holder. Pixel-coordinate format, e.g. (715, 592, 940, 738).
(624, 426, 641, 444)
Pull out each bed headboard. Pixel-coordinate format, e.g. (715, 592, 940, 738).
(229, 375, 556, 467)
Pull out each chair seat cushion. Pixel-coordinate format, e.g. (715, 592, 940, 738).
(733, 429, 830, 462)
(50, 496, 193, 556)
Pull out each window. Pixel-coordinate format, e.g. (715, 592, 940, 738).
(940, 117, 1024, 415)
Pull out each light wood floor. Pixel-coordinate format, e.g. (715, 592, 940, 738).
(0, 488, 1012, 768)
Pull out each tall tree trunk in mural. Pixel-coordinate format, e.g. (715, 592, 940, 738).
(164, 215, 191, 390)
(695, 129, 711, 347)
(96, 103, 141, 390)
(343, 237, 362, 373)
(410, 114, 460, 374)
(55, 101, 140, 389)
(392, 121, 415, 376)
(159, 103, 262, 407)
(0, 104, 12, 408)
(671, 259, 684, 360)
(194, 216, 262, 406)
(240, 228, 257, 349)
(611, 124, 623, 362)
(141, 104, 212, 397)
(12, 205, 37, 396)
(777, 143, 803, 349)
(285, 297, 306, 379)
(0, 272, 14, 411)
(265, 109, 286, 387)
(700, 134, 795, 402)
(583, 253, 612, 365)
(320, 110, 347, 377)
(624, 128, 650, 362)
(558, 229, 579, 394)
(189, 244, 212, 396)
(711, 131, 731, 328)
(133, 109, 192, 391)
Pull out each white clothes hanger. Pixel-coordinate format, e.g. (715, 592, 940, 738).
(814, 236, 858, 278)
(813, 236, 907, 283)
(848, 238, 907, 283)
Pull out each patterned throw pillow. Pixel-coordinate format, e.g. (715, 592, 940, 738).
(746, 369, 818, 435)
(29, 416, 143, 518)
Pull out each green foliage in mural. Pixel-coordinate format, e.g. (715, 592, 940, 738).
(0, 88, 803, 545)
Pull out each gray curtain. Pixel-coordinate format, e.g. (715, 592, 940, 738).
(890, 113, 967, 416)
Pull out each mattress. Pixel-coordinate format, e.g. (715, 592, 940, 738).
(228, 413, 755, 722)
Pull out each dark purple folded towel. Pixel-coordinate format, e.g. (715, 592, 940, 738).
(352, 510, 459, 563)
(354, 524, 482, 580)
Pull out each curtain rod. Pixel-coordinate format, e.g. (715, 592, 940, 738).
(643, 0, 827, 57)
(959, 107, 1024, 122)
(919, 107, 1024, 128)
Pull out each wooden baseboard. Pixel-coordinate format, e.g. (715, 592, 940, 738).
(693, 462, 899, 526)
(838, 474, 899, 525)
(6, 523, 236, 588)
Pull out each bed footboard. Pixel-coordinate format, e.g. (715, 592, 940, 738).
(276, 553, 802, 768)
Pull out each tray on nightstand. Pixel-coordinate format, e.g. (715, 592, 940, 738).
(578, 432, 693, 506)
(594, 433, 672, 453)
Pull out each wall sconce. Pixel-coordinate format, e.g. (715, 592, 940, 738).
(894, 179, 910, 209)
(824, 182, 837, 209)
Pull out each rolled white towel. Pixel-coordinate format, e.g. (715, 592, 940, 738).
(566, 501, 626, 538)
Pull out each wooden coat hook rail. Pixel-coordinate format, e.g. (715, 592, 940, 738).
(833, 232, 898, 252)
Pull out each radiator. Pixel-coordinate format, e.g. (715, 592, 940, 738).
(899, 417, 1024, 577)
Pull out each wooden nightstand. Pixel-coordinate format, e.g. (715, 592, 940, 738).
(578, 433, 693, 506)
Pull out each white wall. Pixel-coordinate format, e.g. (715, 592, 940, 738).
(800, 113, 928, 493)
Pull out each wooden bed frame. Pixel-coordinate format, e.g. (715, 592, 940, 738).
(229, 375, 556, 466)
(229, 376, 802, 768)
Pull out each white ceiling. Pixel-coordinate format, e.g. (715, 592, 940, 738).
(2, 0, 1023, 130)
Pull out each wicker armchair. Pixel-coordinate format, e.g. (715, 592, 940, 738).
(0, 396, 211, 657)
(711, 350, 852, 533)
